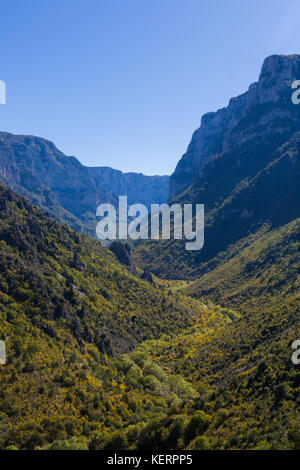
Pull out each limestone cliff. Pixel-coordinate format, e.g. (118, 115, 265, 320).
(169, 54, 300, 199)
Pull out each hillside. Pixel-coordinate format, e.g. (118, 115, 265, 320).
(0, 183, 231, 450)
(131, 214, 300, 449)
(0, 184, 298, 450)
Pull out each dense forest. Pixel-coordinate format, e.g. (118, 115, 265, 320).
(0, 183, 298, 450)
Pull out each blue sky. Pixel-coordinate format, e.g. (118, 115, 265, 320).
(0, 0, 300, 175)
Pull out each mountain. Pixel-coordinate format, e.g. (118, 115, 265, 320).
(134, 55, 300, 278)
(0, 183, 298, 450)
(127, 55, 300, 450)
(90, 166, 169, 208)
(169, 54, 300, 200)
(1, 54, 300, 451)
(0, 132, 169, 237)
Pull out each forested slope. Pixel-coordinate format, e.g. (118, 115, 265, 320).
(0, 184, 230, 450)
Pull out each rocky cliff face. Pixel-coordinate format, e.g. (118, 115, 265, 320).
(0, 132, 169, 235)
(90, 166, 169, 208)
(0, 133, 113, 234)
(169, 54, 300, 199)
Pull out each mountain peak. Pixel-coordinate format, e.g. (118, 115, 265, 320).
(259, 54, 300, 81)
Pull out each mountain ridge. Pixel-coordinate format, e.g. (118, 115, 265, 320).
(0, 132, 169, 237)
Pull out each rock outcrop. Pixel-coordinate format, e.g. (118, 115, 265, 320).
(109, 241, 137, 275)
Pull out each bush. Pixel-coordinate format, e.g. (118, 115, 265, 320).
(45, 436, 89, 450)
(142, 375, 161, 393)
(165, 415, 187, 448)
(90, 431, 128, 450)
(254, 440, 271, 450)
(188, 436, 210, 450)
(184, 411, 212, 444)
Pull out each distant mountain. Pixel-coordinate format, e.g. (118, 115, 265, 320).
(0, 132, 169, 236)
(135, 55, 300, 278)
(90, 167, 169, 208)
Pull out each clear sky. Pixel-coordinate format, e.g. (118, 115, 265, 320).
(0, 0, 300, 175)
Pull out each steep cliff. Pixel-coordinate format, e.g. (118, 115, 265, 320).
(169, 54, 300, 200)
(90, 166, 169, 208)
